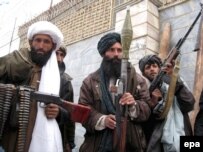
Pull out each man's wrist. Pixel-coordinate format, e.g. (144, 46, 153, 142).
(95, 115, 107, 130)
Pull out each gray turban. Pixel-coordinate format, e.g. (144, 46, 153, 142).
(97, 32, 121, 56)
(139, 54, 162, 73)
(27, 21, 63, 50)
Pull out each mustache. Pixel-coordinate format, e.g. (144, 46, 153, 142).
(101, 56, 121, 79)
(103, 56, 121, 63)
(30, 47, 52, 67)
(35, 48, 47, 53)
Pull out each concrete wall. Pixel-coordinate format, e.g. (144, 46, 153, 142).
(159, 0, 201, 91)
(64, 33, 107, 102)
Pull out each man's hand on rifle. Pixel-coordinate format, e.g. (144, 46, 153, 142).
(104, 114, 116, 129)
(45, 103, 60, 119)
(119, 92, 136, 106)
(151, 89, 162, 108)
(161, 60, 175, 76)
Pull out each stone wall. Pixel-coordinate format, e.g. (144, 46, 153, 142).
(115, 0, 159, 73)
(150, 0, 189, 7)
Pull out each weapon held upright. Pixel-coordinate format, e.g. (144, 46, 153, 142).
(149, 4, 203, 93)
(113, 6, 133, 152)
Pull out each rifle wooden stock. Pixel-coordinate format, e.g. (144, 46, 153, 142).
(30, 91, 91, 123)
(113, 117, 127, 152)
(61, 100, 91, 123)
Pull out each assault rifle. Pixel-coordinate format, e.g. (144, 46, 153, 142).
(18, 87, 90, 124)
(113, 7, 133, 152)
(0, 83, 91, 124)
(29, 89, 91, 123)
(149, 5, 203, 93)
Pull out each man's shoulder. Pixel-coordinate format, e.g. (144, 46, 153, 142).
(4, 48, 31, 64)
(11, 48, 31, 62)
(62, 72, 72, 81)
(83, 69, 100, 82)
(135, 72, 143, 78)
(19, 48, 30, 56)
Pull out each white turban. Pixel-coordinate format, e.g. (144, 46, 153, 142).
(27, 21, 63, 50)
(28, 21, 64, 152)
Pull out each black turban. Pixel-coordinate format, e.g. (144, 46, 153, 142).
(139, 54, 162, 73)
(97, 32, 121, 56)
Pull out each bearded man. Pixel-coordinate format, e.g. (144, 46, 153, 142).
(78, 32, 151, 152)
(0, 21, 67, 152)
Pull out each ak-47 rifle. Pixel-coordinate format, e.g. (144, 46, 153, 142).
(149, 4, 203, 93)
(113, 7, 133, 152)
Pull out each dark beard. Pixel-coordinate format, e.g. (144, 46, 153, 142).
(101, 56, 121, 79)
(30, 47, 52, 67)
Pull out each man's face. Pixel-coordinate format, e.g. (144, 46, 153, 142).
(143, 63, 160, 81)
(104, 42, 122, 59)
(56, 50, 65, 64)
(102, 42, 122, 79)
(30, 34, 55, 66)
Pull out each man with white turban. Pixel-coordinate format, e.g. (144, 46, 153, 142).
(0, 21, 67, 152)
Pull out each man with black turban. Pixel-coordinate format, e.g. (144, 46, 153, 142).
(78, 32, 151, 152)
(138, 54, 194, 152)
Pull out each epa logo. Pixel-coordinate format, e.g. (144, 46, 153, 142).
(184, 142, 200, 149)
(180, 136, 202, 152)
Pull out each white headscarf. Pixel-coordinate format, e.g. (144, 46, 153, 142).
(27, 21, 63, 50)
(28, 21, 63, 152)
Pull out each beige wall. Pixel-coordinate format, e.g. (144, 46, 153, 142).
(18, 0, 114, 48)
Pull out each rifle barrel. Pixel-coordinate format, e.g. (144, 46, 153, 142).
(177, 7, 203, 50)
(149, 5, 203, 93)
